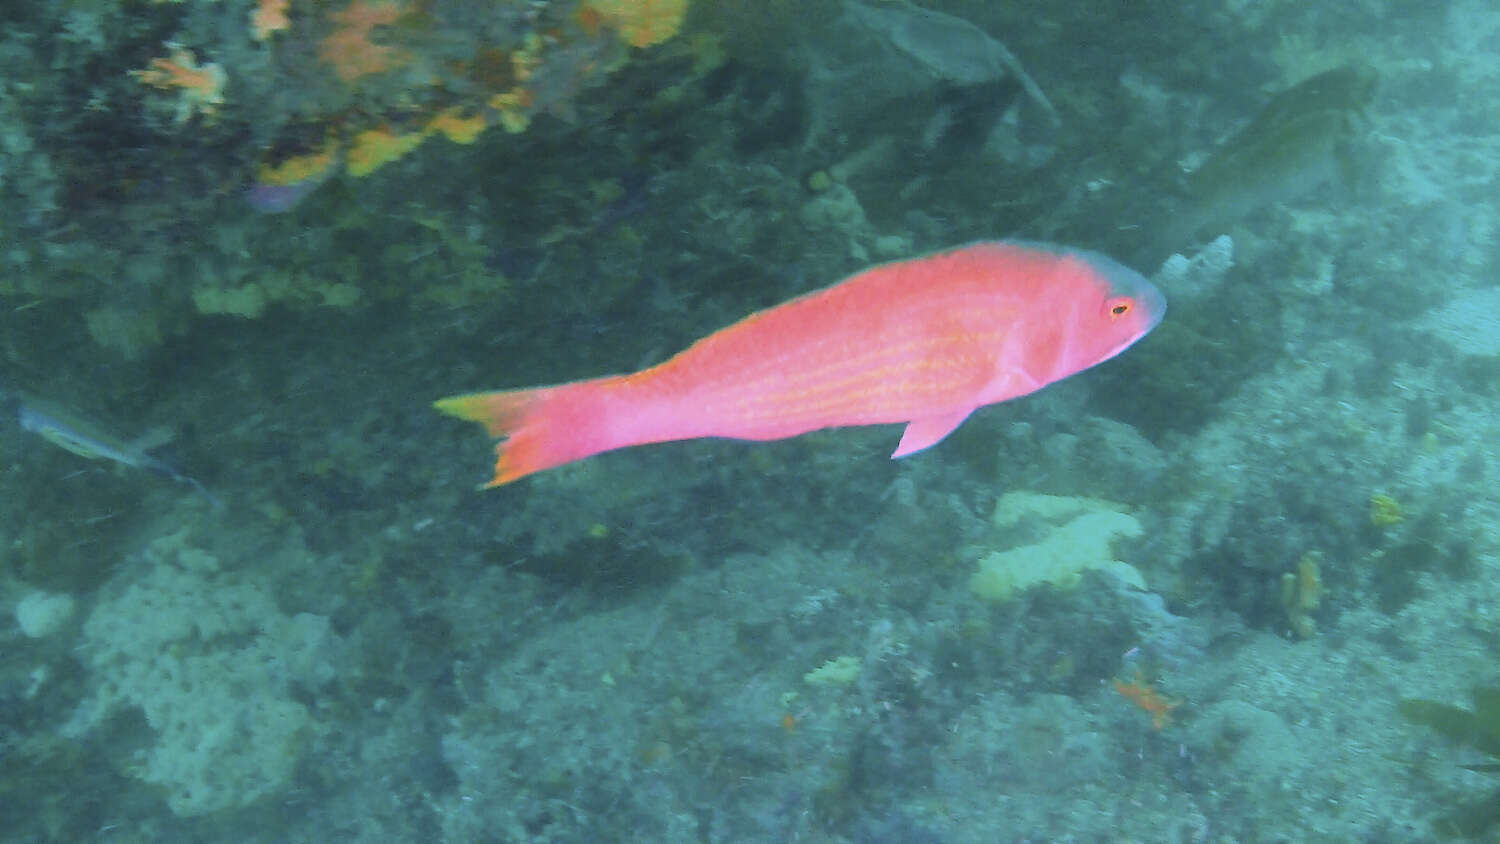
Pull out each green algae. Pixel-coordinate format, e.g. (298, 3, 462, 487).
(1400, 687, 1500, 772)
(1400, 687, 1500, 837)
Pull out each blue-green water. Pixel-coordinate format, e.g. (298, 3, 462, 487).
(1, 1, 1495, 840)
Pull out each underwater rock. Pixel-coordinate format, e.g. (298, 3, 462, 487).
(1421, 287, 1500, 357)
(61, 529, 336, 817)
(1154, 234, 1235, 306)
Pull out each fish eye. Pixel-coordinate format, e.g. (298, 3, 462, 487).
(1105, 297, 1134, 319)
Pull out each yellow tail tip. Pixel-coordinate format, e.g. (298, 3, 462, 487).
(433, 394, 487, 422)
(435, 389, 550, 488)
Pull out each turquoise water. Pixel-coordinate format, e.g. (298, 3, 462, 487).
(1, 1, 1495, 840)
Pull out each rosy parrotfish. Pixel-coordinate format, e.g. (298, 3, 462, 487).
(435, 241, 1164, 487)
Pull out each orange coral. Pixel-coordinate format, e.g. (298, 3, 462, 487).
(1114, 669, 1178, 730)
(320, 0, 411, 82)
(130, 45, 226, 123)
(276, 0, 672, 178)
(575, 5, 606, 38)
(586, 0, 688, 48)
(251, 0, 291, 41)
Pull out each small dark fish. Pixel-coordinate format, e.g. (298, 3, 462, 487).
(1174, 64, 1379, 242)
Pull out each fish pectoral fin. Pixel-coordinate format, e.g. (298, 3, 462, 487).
(892, 409, 975, 459)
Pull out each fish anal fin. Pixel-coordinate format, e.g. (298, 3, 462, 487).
(892, 409, 975, 459)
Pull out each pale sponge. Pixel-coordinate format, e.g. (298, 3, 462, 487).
(63, 528, 334, 817)
(14, 590, 75, 638)
(970, 491, 1146, 601)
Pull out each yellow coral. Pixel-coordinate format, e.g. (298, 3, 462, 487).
(345, 127, 424, 176)
(256, 139, 341, 186)
(425, 108, 488, 144)
(587, 0, 688, 48)
(1369, 493, 1404, 527)
(320, 0, 411, 82)
(488, 90, 534, 133)
(1280, 551, 1323, 639)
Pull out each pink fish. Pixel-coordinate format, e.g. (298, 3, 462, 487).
(436, 241, 1164, 487)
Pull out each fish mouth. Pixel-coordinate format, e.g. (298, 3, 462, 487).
(1139, 279, 1167, 331)
(1104, 270, 1166, 360)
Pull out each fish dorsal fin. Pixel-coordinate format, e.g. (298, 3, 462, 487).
(892, 409, 975, 458)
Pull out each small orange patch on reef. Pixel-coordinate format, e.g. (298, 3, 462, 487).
(1114, 669, 1178, 730)
(320, 0, 411, 81)
(575, 5, 606, 38)
(131, 45, 226, 123)
(251, 0, 291, 41)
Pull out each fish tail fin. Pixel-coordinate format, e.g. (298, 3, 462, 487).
(435, 382, 612, 488)
(433, 390, 540, 441)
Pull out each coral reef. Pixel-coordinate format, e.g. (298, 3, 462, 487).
(3, 1, 1499, 840)
(0, 0, 699, 356)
